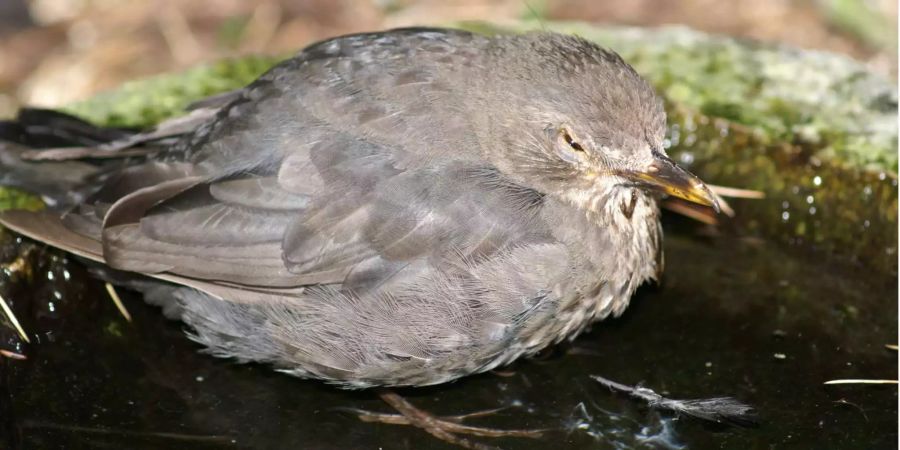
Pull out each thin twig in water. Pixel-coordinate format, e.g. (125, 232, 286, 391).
(832, 399, 869, 422)
(22, 421, 232, 442)
(105, 283, 132, 322)
(1, 349, 27, 360)
(823, 345, 898, 385)
(364, 390, 545, 450)
(344, 406, 510, 426)
(591, 375, 758, 427)
(0, 292, 29, 343)
(824, 379, 898, 385)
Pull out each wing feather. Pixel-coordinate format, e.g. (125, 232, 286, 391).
(2, 28, 556, 301)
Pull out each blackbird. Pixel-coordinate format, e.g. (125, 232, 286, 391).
(0, 27, 718, 446)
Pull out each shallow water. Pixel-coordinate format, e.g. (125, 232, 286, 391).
(1, 215, 897, 449)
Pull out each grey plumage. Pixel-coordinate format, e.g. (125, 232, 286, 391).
(0, 28, 715, 388)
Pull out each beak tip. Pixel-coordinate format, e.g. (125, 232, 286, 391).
(702, 185, 721, 214)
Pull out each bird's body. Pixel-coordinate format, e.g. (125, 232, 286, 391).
(0, 28, 715, 388)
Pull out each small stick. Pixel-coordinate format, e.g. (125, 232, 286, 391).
(707, 185, 766, 199)
(378, 390, 495, 450)
(824, 379, 898, 385)
(885, 344, 898, 351)
(105, 283, 132, 322)
(1, 349, 27, 360)
(344, 406, 510, 425)
(0, 292, 30, 343)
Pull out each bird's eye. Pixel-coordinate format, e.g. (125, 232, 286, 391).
(554, 126, 588, 164)
(563, 130, 584, 152)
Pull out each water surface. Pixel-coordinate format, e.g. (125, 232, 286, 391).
(2, 216, 897, 449)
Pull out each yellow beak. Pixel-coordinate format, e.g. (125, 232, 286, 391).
(621, 150, 719, 212)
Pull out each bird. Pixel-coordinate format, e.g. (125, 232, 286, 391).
(0, 27, 718, 447)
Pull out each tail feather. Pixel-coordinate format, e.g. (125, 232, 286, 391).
(0, 108, 132, 148)
(0, 141, 100, 209)
(0, 109, 140, 209)
(0, 105, 223, 210)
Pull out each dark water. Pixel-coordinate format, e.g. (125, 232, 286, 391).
(1, 216, 897, 450)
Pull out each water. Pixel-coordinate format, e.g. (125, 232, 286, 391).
(1, 215, 897, 449)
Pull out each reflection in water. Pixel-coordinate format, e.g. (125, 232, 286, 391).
(566, 400, 685, 449)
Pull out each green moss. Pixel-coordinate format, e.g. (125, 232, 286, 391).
(666, 106, 898, 273)
(0, 187, 44, 212)
(61, 55, 284, 129)
(472, 22, 897, 173)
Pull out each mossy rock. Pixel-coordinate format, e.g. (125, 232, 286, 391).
(2, 21, 897, 273)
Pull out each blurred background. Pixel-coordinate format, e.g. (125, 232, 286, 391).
(0, 0, 896, 118)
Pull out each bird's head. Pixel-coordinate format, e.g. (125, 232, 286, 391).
(478, 32, 718, 216)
